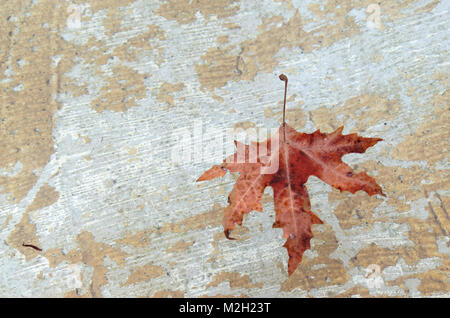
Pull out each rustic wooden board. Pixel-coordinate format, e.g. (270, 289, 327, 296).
(0, 0, 448, 297)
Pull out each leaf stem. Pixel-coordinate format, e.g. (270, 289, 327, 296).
(279, 74, 288, 140)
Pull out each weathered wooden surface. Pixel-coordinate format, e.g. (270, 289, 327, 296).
(0, 0, 448, 297)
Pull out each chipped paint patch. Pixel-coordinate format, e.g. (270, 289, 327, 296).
(92, 65, 147, 113)
(155, 0, 240, 24)
(7, 213, 40, 261)
(26, 184, 60, 213)
(122, 263, 164, 286)
(207, 271, 262, 290)
(157, 82, 185, 109)
(310, 95, 401, 132)
(7, 184, 59, 260)
(392, 90, 449, 165)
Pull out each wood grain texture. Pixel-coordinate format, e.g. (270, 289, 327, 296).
(0, 0, 448, 297)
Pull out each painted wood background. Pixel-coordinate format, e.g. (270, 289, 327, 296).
(0, 0, 448, 297)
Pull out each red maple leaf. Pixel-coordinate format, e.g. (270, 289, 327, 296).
(198, 75, 384, 275)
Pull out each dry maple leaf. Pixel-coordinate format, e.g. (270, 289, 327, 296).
(198, 75, 384, 275)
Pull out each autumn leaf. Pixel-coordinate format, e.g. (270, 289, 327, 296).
(198, 75, 384, 275)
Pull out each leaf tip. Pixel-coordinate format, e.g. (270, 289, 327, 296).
(224, 230, 235, 240)
(197, 165, 227, 181)
(310, 212, 323, 225)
